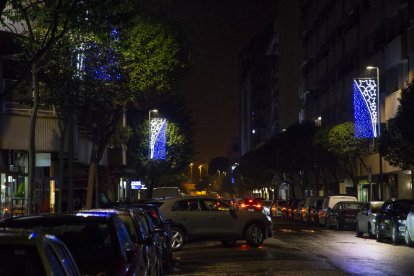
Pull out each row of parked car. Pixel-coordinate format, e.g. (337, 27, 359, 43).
(0, 195, 274, 275)
(274, 195, 414, 247)
(0, 202, 172, 276)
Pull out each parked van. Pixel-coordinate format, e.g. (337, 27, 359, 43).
(152, 187, 181, 199)
(318, 195, 357, 226)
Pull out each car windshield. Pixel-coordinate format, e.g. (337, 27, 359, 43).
(343, 203, 363, 210)
(371, 203, 383, 213)
(395, 201, 414, 214)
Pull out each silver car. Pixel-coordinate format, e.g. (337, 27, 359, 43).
(157, 196, 273, 250)
(356, 201, 384, 238)
(405, 204, 414, 246)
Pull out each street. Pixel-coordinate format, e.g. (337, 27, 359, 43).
(166, 217, 414, 275)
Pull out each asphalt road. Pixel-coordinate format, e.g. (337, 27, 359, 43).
(165, 217, 414, 276)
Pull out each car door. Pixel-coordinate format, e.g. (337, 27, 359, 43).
(357, 203, 369, 233)
(197, 198, 238, 238)
(169, 198, 202, 237)
(377, 201, 392, 236)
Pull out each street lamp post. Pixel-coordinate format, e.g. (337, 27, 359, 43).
(198, 164, 203, 180)
(189, 163, 194, 183)
(148, 109, 158, 195)
(367, 66, 382, 200)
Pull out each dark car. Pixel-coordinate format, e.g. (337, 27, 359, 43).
(0, 212, 146, 276)
(376, 198, 414, 245)
(0, 229, 80, 276)
(130, 202, 173, 271)
(237, 198, 264, 212)
(77, 208, 161, 276)
(157, 196, 272, 250)
(325, 201, 364, 230)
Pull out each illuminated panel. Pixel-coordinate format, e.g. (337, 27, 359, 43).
(353, 78, 378, 138)
(150, 118, 167, 160)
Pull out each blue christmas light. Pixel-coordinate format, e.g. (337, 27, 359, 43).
(150, 118, 167, 160)
(353, 79, 378, 138)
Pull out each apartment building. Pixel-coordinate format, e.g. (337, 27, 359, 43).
(300, 0, 414, 200)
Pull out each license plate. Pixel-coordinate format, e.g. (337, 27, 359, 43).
(248, 209, 254, 211)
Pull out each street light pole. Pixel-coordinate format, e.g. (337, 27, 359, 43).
(367, 66, 382, 200)
(148, 109, 158, 196)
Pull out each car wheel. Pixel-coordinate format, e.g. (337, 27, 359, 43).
(356, 223, 363, 237)
(376, 224, 383, 242)
(405, 229, 413, 247)
(391, 224, 399, 245)
(245, 224, 264, 247)
(221, 240, 237, 247)
(171, 227, 185, 251)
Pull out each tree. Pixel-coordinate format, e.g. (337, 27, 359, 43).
(327, 122, 367, 194)
(380, 81, 414, 196)
(1, 0, 79, 212)
(313, 126, 340, 194)
(127, 94, 193, 195)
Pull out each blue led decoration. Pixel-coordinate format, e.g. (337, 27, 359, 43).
(150, 118, 167, 160)
(353, 78, 378, 138)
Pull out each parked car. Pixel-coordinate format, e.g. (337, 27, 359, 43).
(356, 201, 384, 238)
(405, 204, 414, 246)
(283, 199, 301, 221)
(0, 229, 80, 276)
(309, 198, 324, 226)
(152, 187, 181, 199)
(318, 195, 357, 226)
(156, 196, 273, 250)
(271, 199, 287, 217)
(77, 208, 162, 276)
(237, 198, 264, 212)
(0, 212, 146, 275)
(325, 201, 364, 230)
(130, 202, 173, 271)
(376, 198, 414, 245)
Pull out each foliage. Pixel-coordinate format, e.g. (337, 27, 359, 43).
(120, 16, 186, 94)
(127, 93, 194, 186)
(327, 122, 367, 159)
(380, 82, 414, 169)
(379, 119, 414, 169)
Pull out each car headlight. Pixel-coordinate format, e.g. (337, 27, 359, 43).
(397, 219, 406, 225)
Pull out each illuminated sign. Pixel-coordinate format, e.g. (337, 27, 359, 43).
(149, 118, 167, 160)
(131, 181, 146, 190)
(353, 78, 378, 138)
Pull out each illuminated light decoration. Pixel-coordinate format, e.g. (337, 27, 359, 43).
(353, 78, 378, 138)
(150, 118, 167, 160)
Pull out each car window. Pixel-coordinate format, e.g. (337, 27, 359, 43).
(119, 214, 141, 244)
(332, 203, 341, 210)
(44, 243, 66, 275)
(201, 199, 231, 211)
(394, 201, 414, 214)
(371, 203, 383, 213)
(343, 203, 362, 210)
(51, 240, 79, 275)
(171, 199, 200, 211)
(113, 217, 135, 259)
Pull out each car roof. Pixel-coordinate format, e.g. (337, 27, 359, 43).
(0, 213, 113, 227)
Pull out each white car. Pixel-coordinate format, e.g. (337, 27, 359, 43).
(405, 204, 414, 246)
(356, 201, 384, 238)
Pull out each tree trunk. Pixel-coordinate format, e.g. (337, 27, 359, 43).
(57, 120, 68, 213)
(28, 63, 40, 214)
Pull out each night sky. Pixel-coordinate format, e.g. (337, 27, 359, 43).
(163, 1, 278, 163)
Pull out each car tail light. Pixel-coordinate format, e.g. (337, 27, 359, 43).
(255, 204, 262, 209)
(240, 203, 246, 208)
(151, 210, 158, 219)
(248, 199, 253, 203)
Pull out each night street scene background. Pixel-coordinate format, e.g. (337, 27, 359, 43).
(1, 0, 414, 275)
